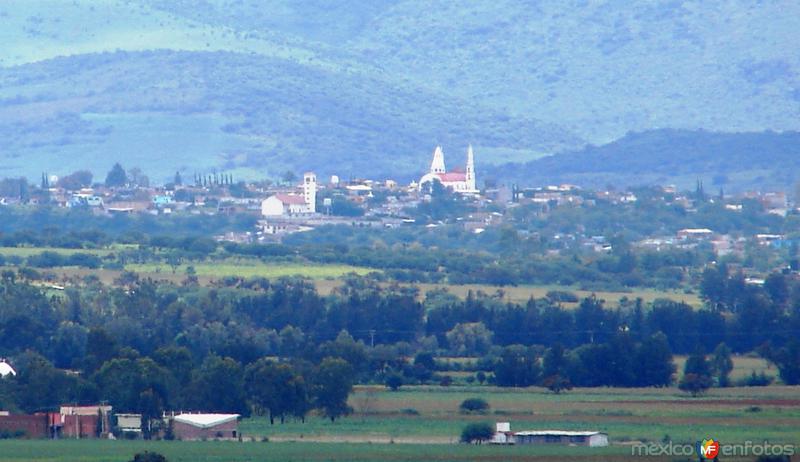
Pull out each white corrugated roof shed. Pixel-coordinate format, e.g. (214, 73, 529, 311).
(173, 414, 239, 428)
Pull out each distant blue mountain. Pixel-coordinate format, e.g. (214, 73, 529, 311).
(0, 1, 798, 182)
(489, 129, 800, 191)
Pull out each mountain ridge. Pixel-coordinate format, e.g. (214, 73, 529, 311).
(0, 49, 580, 181)
(0, 0, 798, 183)
(487, 129, 800, 191)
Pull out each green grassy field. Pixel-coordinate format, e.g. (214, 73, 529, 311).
(24, 264, 699, 312)
(435, 356, 777, 392)
(673, 355, 776, 382)
(0, 440, 634, 462)
(314, 280, 702, 308)
(125, 262, 376, 280)
(1, 385, 797, 461)
(238, 385, 800, 445)
(0, 247, 113, 258)
(0, 245, 700, 309)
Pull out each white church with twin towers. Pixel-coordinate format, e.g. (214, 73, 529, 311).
(418, 145, 478, 194)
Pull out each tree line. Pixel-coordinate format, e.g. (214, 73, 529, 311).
(1, 256, 799, 437)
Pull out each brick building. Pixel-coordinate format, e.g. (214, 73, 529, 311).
(0, 414, 50, 438)
(0, 404, 111, 439)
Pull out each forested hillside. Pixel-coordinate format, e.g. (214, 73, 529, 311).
(0, 0, 798, 183)
(489, 129, 800, 191)
(0, 50, 575, 181)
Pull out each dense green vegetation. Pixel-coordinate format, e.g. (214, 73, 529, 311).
(2, 258, 800, 427)
(0, 199, 797, 458)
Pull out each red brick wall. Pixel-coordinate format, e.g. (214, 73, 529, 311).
(172, 420, 238, 441)
(61, 415, 99, 439)
(0, 414, 49, 439)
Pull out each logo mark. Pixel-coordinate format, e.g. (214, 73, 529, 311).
(698, 439, 721, 459)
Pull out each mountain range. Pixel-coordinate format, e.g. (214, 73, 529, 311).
(1, 0, 798, 187)
(487, 129, 800, 192)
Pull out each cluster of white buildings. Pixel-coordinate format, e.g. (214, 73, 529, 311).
(260, 145, 479, 219)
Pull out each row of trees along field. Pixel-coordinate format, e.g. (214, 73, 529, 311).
(2, 270, 800, 356)
(1, 269, 800, 428)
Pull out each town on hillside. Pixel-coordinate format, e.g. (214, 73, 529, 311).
(1, 146, 796, 271)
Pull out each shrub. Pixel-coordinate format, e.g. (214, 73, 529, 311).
(542, 374, 573, 394)
(17, 267, 41, 280)
(385, 373, 403, 391)
(26, 251, 65, 268)
(460, 422, 494, 444)
(459, 398, 490, 414)
(130, 451, 168, 462)
(678, 373, 713, 396)
(66, 253, 102, 268)
(0, 430, 26, 439)
(738, 371, 773, 387)
(545, 290, 578, 303)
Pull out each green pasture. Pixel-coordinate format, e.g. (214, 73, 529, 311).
(125, 262, 376, 280)
(0, 247, 113, 258)
(0, 246, 702, 309)
(673, 355, 777, 382)
(437, 355, 778, 387)
(313, 281, 702, 308)
(239, 385, 800, 446)
(411, 283, 702, 308)
(1, 385, 797, 461)
(0, 440, 632, 462)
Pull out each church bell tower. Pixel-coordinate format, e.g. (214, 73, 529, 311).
(466, 144, 476, 191)
(430, 146, 446, 174)
(303, 172, 317, 213)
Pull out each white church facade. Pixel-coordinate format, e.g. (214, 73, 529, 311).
(418, 145, 478, 194)
(261, 172, 317, 216)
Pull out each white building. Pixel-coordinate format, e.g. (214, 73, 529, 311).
(490, 422, 514, 444)
(418, 145, 478, 194)
(677, 228, 714, 240)
(261, 195, 308, 216)
(490, 423, 608, 447)
(116, 414, 142, 435)
(261, 172, 317, 216)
